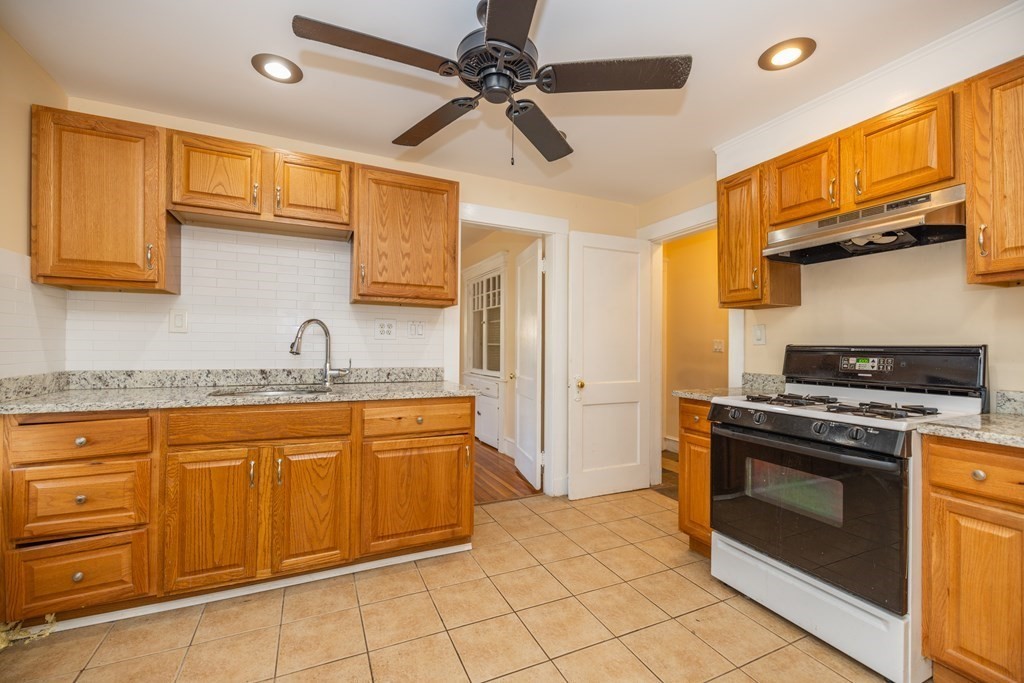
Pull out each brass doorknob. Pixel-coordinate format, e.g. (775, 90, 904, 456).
(576, 379, 585, 390)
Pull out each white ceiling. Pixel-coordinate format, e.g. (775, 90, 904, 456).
(0, 0, 1012, 205)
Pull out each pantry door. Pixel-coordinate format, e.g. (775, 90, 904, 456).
(513, 239, 544, 489)
(567, 232, 652, 499)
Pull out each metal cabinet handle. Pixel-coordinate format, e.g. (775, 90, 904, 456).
(978, 224, 989, 257)
(276, 458, 283, 486)
(75, 436, 87, 447)
(276, 186, 282, 209)
(751, 267, 759, 290)
(75, 494, 87, 505)
(828, 177, 836, 205)
(971, 469, 987, 482)
(416, 416, 424, 424)
(693, 415, 700, 423)
(360, 263, 366, 283)
(252, 182, 259, 207)
(249, 460, 256, 488)
(146, 243, 155, 270)
(72, 571, 85, 583)
(854, 169, 863, 195)
(465, 445, 470, 467)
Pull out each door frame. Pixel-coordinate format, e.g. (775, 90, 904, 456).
(446, 203, 570, 496)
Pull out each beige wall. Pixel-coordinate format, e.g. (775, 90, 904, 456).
(0, 26, 66, 255)
(64, 98, 638, 239)
(663, 229, 729, 440)
(746, 240, 1024, 392)
(638, 172, 717, 228)
(461, 230, 541, 447)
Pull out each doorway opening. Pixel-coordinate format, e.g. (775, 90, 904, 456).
(461, 222, 546, 504)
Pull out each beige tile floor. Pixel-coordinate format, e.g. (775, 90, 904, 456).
(0, 489, 886, 683)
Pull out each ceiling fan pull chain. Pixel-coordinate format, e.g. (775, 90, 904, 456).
(511, 107, 516, 166)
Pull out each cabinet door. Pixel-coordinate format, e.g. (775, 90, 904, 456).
(851, 91, 955, 204)
(274, 152, 352, 225)
(767, 137, 840, 225)
(271, 441, 351, 574)
(360, 434, 473, 556)
(164, 447, 259, 592)
(353, 166, 459, 306)
(171, 132, 262, 214)
(32, 107, 163, 284)
(718, 168, 764, 304)
(966, 59, 1024, 282)
(679, 433, 711, 548)
(927, 491, 1024, 683)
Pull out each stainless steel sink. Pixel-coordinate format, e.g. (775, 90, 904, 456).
(208, 385, 331, 397)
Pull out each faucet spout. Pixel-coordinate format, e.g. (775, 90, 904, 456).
(289, 319, 350, 387)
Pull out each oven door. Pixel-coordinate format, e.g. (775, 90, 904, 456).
(711, 423, 908, 615)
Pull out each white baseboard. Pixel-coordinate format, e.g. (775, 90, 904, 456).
(662, 436, 679, 453)
(500, 437, 516, 456)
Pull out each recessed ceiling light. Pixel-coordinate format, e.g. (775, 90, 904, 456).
(758, 38, 816, 71)
(251, 53, 303, 83)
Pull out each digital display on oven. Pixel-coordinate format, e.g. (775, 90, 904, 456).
(840, 355, 894, 372)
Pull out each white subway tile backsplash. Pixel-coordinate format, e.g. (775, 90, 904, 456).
(0, 249, 67, 379)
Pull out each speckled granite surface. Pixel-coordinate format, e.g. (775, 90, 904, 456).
(0, 372, 69, 402)
(63, 367, 443, 390)
(741, 373, 786, 394)
(671, 388, 746, 402)
(995, 390, 1024, 416)
(918, 414, 1024, 449)
(0, 381, 476, 415)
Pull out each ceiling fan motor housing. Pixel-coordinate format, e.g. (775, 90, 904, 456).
(456, 28, 538, 101)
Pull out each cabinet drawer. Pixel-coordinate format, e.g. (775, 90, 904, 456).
(363, 401, 472, 438)
(5, 530, 149, 620)
(926, 437, 1024, 508)
(166, 404, 352, 446)
(10, 459, 150, 540)
(7, 417, 151, 464)
(462, 375, 500, 399)
(679, 400, 711, 435)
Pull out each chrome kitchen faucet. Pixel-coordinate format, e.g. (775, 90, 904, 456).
(289, 318, 351, 387)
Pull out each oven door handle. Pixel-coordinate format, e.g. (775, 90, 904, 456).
(713, 424, 903, 474)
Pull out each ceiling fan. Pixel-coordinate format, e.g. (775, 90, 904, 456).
(292, 0, 692, 162)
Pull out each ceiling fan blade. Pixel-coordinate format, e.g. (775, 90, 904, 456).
(293, 15, 458, 76)
(484, 0, 538, 50)
(393, 98, 480, 146)
(537, 55, 692, 93)
(506, 100, 573, 162)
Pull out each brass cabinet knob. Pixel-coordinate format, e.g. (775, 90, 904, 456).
(693, 415, 700, 422)
(416, 416, 424, 424)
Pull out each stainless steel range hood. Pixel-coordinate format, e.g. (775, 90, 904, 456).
(763, 184, 966, 264)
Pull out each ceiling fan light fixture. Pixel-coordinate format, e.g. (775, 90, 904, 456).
(758, 37, 816, 71)
(251, 53, 303, 83)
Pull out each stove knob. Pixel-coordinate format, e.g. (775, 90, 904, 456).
(848, 427, 867, 441)
(753, 412, 768, 425)
(811, 421, 829, 435)
(728, 408, 743, 420)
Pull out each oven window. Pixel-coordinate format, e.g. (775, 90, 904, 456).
(746, 459, 843, 527)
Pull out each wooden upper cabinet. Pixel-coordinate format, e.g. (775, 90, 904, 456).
(270, 441, 351, 574)
(171, 132, 262, 214)
(849, 90, 956, 204)
(31, 106, 179, 292)
(164, 446, 259, 593)
(718, 168, 764, 305)
(965, 57, 1024, 284)
(767, 137, 840, 225)
(274, 152, 351, 225)
(353, 166, 459, 307)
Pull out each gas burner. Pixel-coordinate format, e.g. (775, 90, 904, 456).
(826, 401, 940, 420)
(746, 393, 841, 407)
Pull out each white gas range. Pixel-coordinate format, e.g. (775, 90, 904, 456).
(707, 346, 987, 683)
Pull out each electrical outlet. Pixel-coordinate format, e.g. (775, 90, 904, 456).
(752, 324, 767, 346)
(168, 309, 189, 334)
(712, 339, 725, 353)
(374, 319, 397, 340)
(407, 321, 425, 338)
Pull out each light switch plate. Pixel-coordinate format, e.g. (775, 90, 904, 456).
(169, 309, 188, 334)
(407, 321, 425, 338)
(752, 324, 767, 346)
(712, 339, 725, 353)
(374, 319, 397, 340)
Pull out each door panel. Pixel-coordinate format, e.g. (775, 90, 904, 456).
(768, 137, 840, 225)
(171, 132, 262, 214)
(271, 442, 351, 574)
(568, 233, 651, 498)
(718, 168, 764, 304)
(274, 152, 352, 224)
(514, 240, 544, 489)
(680, 434, 711, 545)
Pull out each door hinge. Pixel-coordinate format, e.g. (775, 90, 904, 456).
(539, 257, 547, 274)
(539, 450, 545, 465)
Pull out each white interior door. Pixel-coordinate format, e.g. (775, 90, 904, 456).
(568, 233, 651, 499)
(513, 240, 544, 489)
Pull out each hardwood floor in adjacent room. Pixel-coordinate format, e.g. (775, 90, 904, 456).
(474, 439, 541, 505)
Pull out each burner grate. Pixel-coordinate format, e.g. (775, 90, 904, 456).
(826, 401, 941, 420)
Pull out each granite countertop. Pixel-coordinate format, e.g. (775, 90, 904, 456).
(917, 413, 1024, 449)
(0, 381, 476, 415)
(671, 388, 747, 402)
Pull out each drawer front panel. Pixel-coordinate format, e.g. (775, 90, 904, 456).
(462, 375, 500, 398)
(8, 417, 151, 464)
(10, 459, 150, 539)
(166, 405, 352, 446)
(927, 439, 1024, 508)
(363, 401, 472, 438)
(5, 530, 148, 620)
(679, 400, 712, 435)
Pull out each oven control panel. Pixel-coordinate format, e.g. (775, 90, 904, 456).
(840, 356, 894, 373)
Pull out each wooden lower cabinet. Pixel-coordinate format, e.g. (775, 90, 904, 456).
(360, 434, 474, 556)
(164, 446, 260, 593)
(678, 399, 712, 556)
(270, 441, 351, 574)
(924, 436, 1024, 683)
